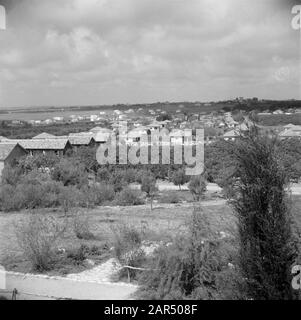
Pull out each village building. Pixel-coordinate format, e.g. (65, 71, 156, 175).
(0, 143, 27, 178)
(67, 135, 96, 149)
(2, 139, 72, 156)
(89, 127, 112, 144)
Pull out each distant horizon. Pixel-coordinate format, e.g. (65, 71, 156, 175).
(2, 97, 301, 112)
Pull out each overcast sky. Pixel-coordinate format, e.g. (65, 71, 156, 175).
(0, 0, 300, 109)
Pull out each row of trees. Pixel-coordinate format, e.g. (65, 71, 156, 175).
(0, 149, 208, 212)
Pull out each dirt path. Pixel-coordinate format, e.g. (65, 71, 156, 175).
(1, 269, 137, 300)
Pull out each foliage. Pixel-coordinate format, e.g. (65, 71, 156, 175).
(72, 211, 95, 240)
(51, 158, 88, 187)
(114, 188, 144, 206)
(159, 192, 181, 204)
(229, 127, 298, 299)
(141, 174, 158, 210)
(111, 223, 146, 279)
(15, 213, 67, 271)
(171, 169, 189, 190)
(188, 176, 207, 201)
(67, 244, 89, 264)
(139, 208, 243, 300)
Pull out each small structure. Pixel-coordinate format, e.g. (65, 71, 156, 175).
(223, 129, 240, 141)
(0, 143, 27, 178)
(89, 127, 112, 144)
(68, 134, 96, 149)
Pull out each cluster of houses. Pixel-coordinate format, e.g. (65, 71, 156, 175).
(0, 122, 199, 178)
(0, 126, 113, 178)
(2, 104, 301, 178)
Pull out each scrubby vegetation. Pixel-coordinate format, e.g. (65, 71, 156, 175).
(15, 214, 67, 271)
(138, 208, 243, 299)
(1, 122, 301, 300)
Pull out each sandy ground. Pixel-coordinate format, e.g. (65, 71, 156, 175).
(66, 258, 121, 283)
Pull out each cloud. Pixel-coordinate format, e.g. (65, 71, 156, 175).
(0, 0, 299, 108)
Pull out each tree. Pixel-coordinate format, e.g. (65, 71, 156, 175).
(188, 176, 207, 201)
(229, 127, 298, 299)
(51, 158, 88, 187)
(171, 169, 189, 190)
(141, 174, 158, 210)
(232, 111, 245, 123)
(292, 160, 301, 182)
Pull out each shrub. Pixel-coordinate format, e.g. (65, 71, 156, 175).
(0, 184, 24, 212)
(111, 223, 142, 261)
(16, 183, 45, 209)
(188, 176, 207, 201)
(171, 169, 189, 190)
(88, 183, 115, 205)
(138, 208, 243, 300)
(122, 169, 137, 184)
(111, 223, 146, 280)
(96, 167, 111, 182)
(58, 186, 81, 214)
(109, 171, 127, 192)
(141, 174, 158, 210)
(51, 158, 88, 187)
(114, 188, 144, 206)
(15, 214, 67, 271)
(41, 180, 64, 208)
(159, 192, 180, 204)
(1, 165, 22, 186)
(73, 211, 95, 240)
(67, 244, 89, 264)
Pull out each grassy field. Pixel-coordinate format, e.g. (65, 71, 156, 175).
(0, 194, 300, 277)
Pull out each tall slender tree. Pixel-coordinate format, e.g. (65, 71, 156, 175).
(229, 126, 298, 299)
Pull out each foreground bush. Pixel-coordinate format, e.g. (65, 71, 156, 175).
(114, 188, 144, 206)
(111, 223, 146, 279)
(15, 214, 67, 271)
(159, 192, 180, 204)
(188, 176, 207, 201)
(86, 183, 115, 206)
(72, 211, 95, 240)
(0, 184, 25, 211)
(138, 208, 243, 300)
(141, 174, 158, 210)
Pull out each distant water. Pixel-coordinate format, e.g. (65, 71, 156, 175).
(0, 109, 114, 121)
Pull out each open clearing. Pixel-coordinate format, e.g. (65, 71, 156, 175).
(0, 192, 301, 299)
(1, 195, 301, 273)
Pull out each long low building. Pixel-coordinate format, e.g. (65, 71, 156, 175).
(1, 139, 72, 156)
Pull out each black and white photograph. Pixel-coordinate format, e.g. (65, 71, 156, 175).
(0, 0, 301, 304)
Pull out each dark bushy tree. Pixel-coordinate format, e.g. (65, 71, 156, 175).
(171, 168, 189, 190)
(229, 127, 298, 300)
(188, 176, 207, 201)
(141, 174, 158, 210)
